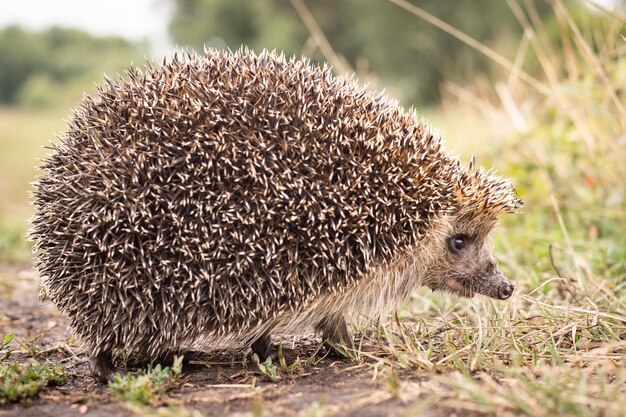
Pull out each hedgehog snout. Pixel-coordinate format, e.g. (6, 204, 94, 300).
(497, 281, 514, 300)
(485, 272, 515, 300)
(472, 267, 515, 300)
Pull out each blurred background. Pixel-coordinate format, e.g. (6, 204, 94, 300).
(0, 0, 624, 282)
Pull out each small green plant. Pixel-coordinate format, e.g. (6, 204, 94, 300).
(108, 356, 183, 405)
(18, 335, 43, 356)
(0, 360, 68, 404)
(1, 333, 13, 362)
(276, 342, 304, 375)
(277, 342, 288, 371)
(251, 353, 280, 382)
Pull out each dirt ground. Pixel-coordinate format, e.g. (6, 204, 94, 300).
(0, 263, 471, 417)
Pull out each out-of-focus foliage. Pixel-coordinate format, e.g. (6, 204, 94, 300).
(0, 26, 143, 107)
(168, 0, 558, 105)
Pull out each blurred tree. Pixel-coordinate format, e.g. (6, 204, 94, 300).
(0, 26, 142, 107)
(167, 0, 556, 105)
(0, 27, 48, 103)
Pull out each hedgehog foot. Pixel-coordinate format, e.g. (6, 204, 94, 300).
(317, 315, 353, 358)
(251, 333, 275, 362)
(89, 351, 118, 382)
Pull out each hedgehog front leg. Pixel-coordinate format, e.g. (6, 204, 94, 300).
(251, 333, 274, 361)
(89, 351, 117, 382)
(316, 314, 353, 356)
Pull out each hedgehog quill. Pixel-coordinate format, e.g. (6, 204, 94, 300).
(31, 49, 522, 381)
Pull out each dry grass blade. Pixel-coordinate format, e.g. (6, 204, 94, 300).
(289, 0, 351, 75)
(551, 0, 626, 118)
(387, 0, 551, 97)
(519, 295, 626, 323)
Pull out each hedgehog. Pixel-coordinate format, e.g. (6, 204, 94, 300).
(31, 49, 522, 382)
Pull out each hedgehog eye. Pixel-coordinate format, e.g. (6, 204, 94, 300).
(448, 234, 468, 254)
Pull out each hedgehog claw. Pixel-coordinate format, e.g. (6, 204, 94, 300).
(89, 352, 118, 383)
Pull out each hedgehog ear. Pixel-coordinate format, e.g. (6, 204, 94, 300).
(455, 169, 523, 218)
(488, 178, 523, 214)
(498, 185, 523, 214)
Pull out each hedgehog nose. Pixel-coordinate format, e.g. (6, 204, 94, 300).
(497, 282, 514, 300)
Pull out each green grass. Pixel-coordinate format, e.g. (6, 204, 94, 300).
(0, 356, 68, 404)
(0, 334, 67, 405)
(108, 356, 183, 406)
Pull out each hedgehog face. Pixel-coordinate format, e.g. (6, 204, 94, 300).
(443, 232, 513, 300)
(423, 221, 515, 300)
(420, 166, 521, 299)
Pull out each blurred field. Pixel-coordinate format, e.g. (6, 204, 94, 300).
(0, 107, 66, 215)
(0, 107, 66, 262)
